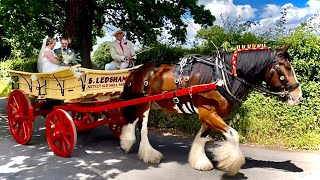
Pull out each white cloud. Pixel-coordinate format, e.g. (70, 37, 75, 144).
(92, 0, 320, 53)
(260, 4, 283, 19)
(251, 0, 320, 33)
(184, 18, 202, 47)
(307, 0, 320, 14)
(200, 0, 257, 24)
(198, 0, 320, 35)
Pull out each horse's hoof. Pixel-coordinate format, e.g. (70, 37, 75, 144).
(190, 156, 214, 171)
(120, 142, 132, 153)
(139, 147, 163, 164)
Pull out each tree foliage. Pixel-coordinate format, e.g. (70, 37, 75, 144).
(195, 17, 264, 53)
(91, 41, 112, 68)
(0, 0, 64, 57)
(0, 0, 215, 67)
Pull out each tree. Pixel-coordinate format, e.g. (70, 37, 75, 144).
(66, 0, 215, 67)
(0, 0, 64, 57)
(196, 17, 264, 53)
(1, 0, 215, 68)
(65, 0, 95, 68)
(91, 41, 112, 67)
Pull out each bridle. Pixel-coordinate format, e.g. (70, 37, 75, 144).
(267, 54, 300, 97)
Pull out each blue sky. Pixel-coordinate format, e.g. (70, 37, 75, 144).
(185, 0, 320, 44)
(233, 0, 307, 9)
(233, 0, 308, 19)
(91, 0, 320, 53)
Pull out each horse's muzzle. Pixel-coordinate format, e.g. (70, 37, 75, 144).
(287, 86, 302, 106)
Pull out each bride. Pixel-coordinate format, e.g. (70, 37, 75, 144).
(37, 36, 69, 73)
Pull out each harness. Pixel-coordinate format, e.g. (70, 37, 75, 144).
(127, 47, 300, 115)
(176, 47, 300, 105)
(172, 55, 198, 114)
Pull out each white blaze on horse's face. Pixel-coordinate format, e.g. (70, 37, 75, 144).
(279, 57, 302, 106)
(287, 68, 302, 106)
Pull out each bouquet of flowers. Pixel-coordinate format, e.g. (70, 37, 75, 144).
(56, 50, 81, 66)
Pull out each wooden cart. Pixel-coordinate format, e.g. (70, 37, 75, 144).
(7, 65, 217, 157)
(7, 66, 136, 157)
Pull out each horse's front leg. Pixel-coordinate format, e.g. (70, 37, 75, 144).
(120, 119, 139, 153)
(189, 125, 213, 171)
(197, 105, 245, 175)
(138, 108, 163, 163)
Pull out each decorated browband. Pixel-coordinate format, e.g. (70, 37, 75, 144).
(232, 44, 270, 76)
(235, 44, 269, 50)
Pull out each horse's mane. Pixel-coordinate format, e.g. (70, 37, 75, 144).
(225, 50, 275, 84)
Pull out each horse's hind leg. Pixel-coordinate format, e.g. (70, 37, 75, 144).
(189, 125, 213, 171)
(138, 108, 163, 163)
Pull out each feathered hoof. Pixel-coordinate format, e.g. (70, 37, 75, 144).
(216, 152, 245, 176)
(119, 125, 136, 153)
(139, 146, 163, 164)
(189, 156, 214, 171)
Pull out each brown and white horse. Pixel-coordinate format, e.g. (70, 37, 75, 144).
(119, 45, 302, 175)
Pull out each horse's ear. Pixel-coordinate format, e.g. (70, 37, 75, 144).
(278, 44, 291, 53)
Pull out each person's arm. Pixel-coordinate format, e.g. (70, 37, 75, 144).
(130, 41, 137, 59)
(44, 51, 60, 64)
(110, 43, 125, 62)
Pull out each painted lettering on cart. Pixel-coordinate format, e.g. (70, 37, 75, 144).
(87, 76, 128, 89)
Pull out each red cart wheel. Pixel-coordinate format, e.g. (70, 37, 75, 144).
(7, 89, 34, 144)
(108, 108, 127, 139)
(46, 109, 77, 157)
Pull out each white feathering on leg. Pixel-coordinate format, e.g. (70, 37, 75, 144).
(138, 109, 163, 163)
(120, 119, 138, 153)
(213, 127, 245, 176)
(189, 126, 213, 171)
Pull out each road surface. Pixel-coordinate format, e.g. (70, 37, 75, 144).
(0, 97, 319, 180)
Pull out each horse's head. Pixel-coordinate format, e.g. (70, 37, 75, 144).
(265, 45, 302, 106)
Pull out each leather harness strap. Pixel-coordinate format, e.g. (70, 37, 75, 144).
(173, 57, 197, 115)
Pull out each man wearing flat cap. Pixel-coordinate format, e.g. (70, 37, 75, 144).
(105, 28, 136, 70)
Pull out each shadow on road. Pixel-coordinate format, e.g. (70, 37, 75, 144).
(242, 157, 303, 172)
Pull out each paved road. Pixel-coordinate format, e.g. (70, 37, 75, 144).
(0, 97, 319, 180)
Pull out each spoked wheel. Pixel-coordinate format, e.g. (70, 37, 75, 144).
(108, 108, 127, 139)
(7, 89, 34, 144)
(46, 109, 77, 157)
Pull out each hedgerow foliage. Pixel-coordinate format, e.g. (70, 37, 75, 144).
(215, 16, 320, 150)
(0, 57, 37, 96)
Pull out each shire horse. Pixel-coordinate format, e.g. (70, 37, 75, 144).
(120, 45, 302, 175)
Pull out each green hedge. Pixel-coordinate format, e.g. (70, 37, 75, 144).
(0, 57, 37, 96)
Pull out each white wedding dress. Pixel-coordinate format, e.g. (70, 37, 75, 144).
(38, 47, 68, 73)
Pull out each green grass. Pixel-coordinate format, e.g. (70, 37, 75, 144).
(148, 90, 320, 151)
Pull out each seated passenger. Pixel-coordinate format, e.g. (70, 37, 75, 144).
(105, 28, 136, 70)
(37, 36, 69, 73)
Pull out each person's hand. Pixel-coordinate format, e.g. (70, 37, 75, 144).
(124, 56, 131, 61)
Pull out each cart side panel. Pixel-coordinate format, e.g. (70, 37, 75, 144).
(9, 69, 83, 100)
(81, 68, 132, 97)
